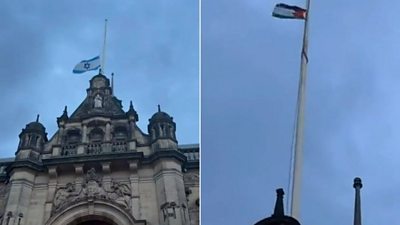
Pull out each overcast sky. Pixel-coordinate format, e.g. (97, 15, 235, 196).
(202, 0, 400, 225)
(0, 1, 199, 157)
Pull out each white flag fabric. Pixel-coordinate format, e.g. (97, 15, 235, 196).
(73, 56, 101, 74)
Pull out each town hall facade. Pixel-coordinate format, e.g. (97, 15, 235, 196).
(0, 73, 199, 225)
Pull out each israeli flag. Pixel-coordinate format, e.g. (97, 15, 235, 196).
(73, 56, 101, 74)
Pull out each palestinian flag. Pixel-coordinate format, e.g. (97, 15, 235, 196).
(272, 3, 306, 19)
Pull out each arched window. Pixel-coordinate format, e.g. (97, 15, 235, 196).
(113, 126, 128, 141)
(89, 127, 104, 143)
(66, 129, 81, 144)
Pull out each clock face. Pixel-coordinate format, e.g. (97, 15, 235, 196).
(93, 78, 105, 88)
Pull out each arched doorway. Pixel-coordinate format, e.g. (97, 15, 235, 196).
(77, 221, 111, 225)
(67, 215, 117, 225)
(45, 200, 146, 225)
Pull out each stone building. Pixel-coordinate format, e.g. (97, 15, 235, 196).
(0, 73, 199, 225)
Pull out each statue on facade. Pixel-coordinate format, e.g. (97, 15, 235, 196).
(94, 94, 102, 108)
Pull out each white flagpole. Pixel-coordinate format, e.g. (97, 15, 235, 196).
(290, 0, 310, 220)
(101, 19, 108, 74)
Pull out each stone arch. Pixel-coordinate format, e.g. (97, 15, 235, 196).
(65, 128, 82, 144)
(45, 200, 146, 225)
(113, 125, 128, 141)
(89, 127, 104, 142)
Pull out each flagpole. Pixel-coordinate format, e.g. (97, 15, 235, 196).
(101, 19, 108, 74)
(290, 0, 310, 220)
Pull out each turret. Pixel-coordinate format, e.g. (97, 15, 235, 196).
(16, 115, 48, 161)
(148, 105, 177, 150)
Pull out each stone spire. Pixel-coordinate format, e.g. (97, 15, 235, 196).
(353, 177, 362, 225)
(126, 101, 139, 122)
(57, 106, 69, 126)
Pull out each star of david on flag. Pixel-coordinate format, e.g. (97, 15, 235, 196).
(73, 56, 101, 74)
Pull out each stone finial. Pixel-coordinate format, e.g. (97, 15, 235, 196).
(158, 104, 161, 112)
(129, 101, 134, 109)
(273, 188, 285, 217)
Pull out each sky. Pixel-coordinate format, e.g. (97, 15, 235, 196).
(202, 0, 400, 225)
(0, 0, 199, 157)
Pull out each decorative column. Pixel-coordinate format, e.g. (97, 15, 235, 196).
(78, 124, 87, 154)
(129, 161, 140, 219)
(103, 122, 112, 153)
(105, 122, 111, 142)
(82, 124, 88, 143)
(74, 164, 84, 187)
(128, 121, 137, 151)
(43, 166, 58, 223)
(101, 162, 112, 190)
(56, 126, 64, 145)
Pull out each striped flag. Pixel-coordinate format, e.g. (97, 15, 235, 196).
(272, 3, 306, 19)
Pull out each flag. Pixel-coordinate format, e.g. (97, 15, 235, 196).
(73, 56, 101, 74)
(272, 3, 306, 19)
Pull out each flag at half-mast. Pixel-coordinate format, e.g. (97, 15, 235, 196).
(272, 3, 306, 19)
(73, 56, 101, 74)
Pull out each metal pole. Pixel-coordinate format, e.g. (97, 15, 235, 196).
(290, 0, 310, 220)
(353, 178, 363, 225)
(101, 19, 108, 74)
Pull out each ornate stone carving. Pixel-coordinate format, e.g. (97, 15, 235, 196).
(84, 168, 102, 184)
(53, 183, 81, 212)
(52, 168, 132, 215)
(160, 202, 180, 220)
(106, 180, 131, 209)
(183, 173, 199, 184)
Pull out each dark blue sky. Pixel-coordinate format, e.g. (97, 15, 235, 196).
(0, 1, 199, 157)
(202, 0, 400, 225)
